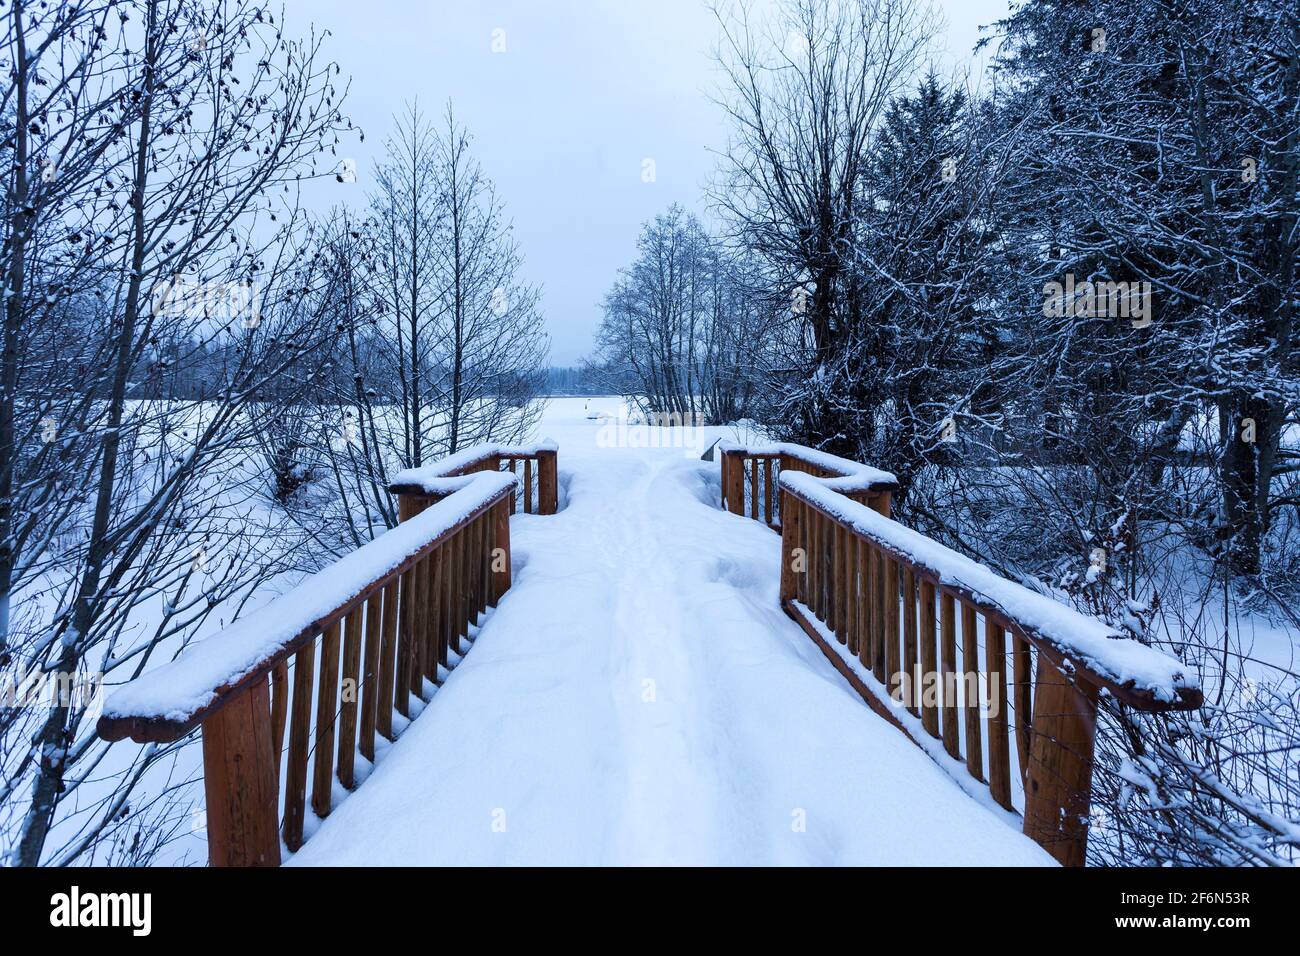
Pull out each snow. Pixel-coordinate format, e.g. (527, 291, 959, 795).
(102, 470, 515, 726)
(718, 439, 898, 493)
(389, 440, 558, 497)
(781, 471, 1198, 704)
(289, 399, 1054, 866)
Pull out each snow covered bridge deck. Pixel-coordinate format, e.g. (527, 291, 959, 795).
(97, 400, 1201, 867)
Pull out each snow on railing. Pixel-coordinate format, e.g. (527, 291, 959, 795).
(718, 440, 899, 526)
(390, 440, 559, 515)
(782, 472, 1198, 706)
(99, 472, 515, 733)
(720, 441, 1202, 865)
(98, 444, 558, 866)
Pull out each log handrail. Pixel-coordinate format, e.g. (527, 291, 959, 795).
(97, 443, 560, 866)
(389, 441, 558, 516)
(723, 440, 1202, 866)
(719, 441, 899, 527)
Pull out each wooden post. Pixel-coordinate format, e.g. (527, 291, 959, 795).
(270, 661, 288, 779)
(857, 538, 873, 672)
(439, 538, 453, 666)
(377, 580, 398, 739)
(986, 622, 1013, 810)
(883, 557, 899, 698)
(493, 500, 513, 598)
(337, 606, 363, 789)
(939, 593, 960, 759)
(537, 449, 559, 515)
(902, 570, 918, 716)
(960, 602, 984, 782)
(1023, 655, 1099, 867)
(722, 451, 745, 515)
(868, 489, 892, 519)
(831, 523, 845, 641)
(720, 452, 730, 511)
(395, 567, 413, 716)
(918, 579, 939, 738)
(201, 678, 281, 867)
(428, 547, 444, 679)
(451, 529, 465, 654)
(397, 493, 434, 524)
(312, 620, 341, 818)
(359, 592, 383, 761)
(409, 555, 428, 697)
(870, 546, 886, 683)
(779, 491, 800, 606)
(851, 536, 865, 657)
(282, 642, 315, 851)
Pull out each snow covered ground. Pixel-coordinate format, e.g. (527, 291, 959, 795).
(291, 397, 1054, 866)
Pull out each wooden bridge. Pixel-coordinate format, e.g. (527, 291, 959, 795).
(97, 439, 1201, 867)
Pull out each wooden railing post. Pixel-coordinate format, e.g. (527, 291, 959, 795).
(200, 677, 281, 867)
(1023, 655, 1099, 866)
(492, 498, 513, 602)
(779, 490, 801, 605)
(722, 450, 745, 515)
(719, 452, 729, 511)
(537, 449, 558, 515)
(397, 492, 434, 523)
(868, 489, 892, 519)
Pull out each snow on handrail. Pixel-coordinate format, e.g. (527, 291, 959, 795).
(718, 440, 899, 494)
(781, 470, 1200, 708)
(389, 440, 558, 498)
(99, 470, 516, 740)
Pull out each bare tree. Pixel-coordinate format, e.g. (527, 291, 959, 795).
(371, 103, 442, 468)
(593, 204, 780, 423)
(710, 0, 932, 451)
(369, 102, 546, 467)
(269, 104, 547, 559)
(429, 103, 547, 453)
(1, 0, 352, 866)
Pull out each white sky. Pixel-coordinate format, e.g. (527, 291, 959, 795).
(283, 0, 1012, 364)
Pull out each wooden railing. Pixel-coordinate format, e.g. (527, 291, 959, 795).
(389, 442, 558, 517)
(97, 443, 558, 866)
(720, 441, 898, 525)
(723, 442, 1202, 866)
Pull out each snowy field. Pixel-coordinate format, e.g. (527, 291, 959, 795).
(289, 397, 1054, 866)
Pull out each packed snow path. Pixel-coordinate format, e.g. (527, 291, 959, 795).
(292, 405, 1054, 866)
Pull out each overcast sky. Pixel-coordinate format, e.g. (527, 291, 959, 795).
(283, 0, 1012, 364)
